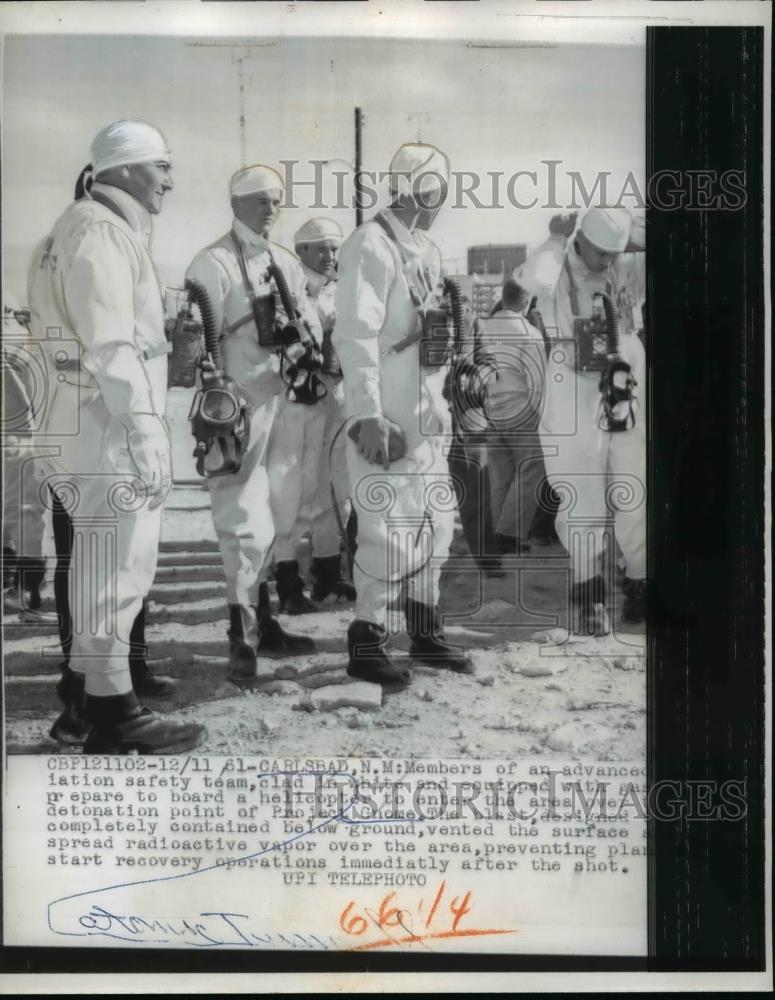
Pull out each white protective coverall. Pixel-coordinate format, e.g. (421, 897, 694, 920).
(519, 234, 646, 585)
(27, 182, 171, 697)
(333, 209, 455, 627)
(185, 220, 321, 603)
(302, 263, 351, 558)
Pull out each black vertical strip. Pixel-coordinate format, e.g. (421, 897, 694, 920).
(646, 27, 765, 969)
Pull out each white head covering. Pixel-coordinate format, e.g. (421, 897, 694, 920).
(294, 218, 344, 246)
(580, 207, 632, 253)
(389, 142, 450, 199)
(90, 120, 171, 177)
(230, 164, 285, 198)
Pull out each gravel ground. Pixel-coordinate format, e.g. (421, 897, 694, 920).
(3, 484, 645, 760)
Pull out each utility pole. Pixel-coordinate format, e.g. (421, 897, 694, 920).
(354, 106, 364, 228)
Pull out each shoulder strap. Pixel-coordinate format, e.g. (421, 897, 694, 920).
(373, 212, 428, 309)
(229, 229, 257, 297)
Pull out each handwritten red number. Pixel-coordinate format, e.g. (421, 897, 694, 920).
(450, 890, 473, 933)
(339, 901, 368, 936)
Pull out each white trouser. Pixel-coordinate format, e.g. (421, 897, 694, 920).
(51, 413, 164, 698)
(348, 435, 456, 629)
(309, 375, 351, 558)
(209, 395, 279, 605)
(540, 368, 646, 584)
(267, 394, 328, 562)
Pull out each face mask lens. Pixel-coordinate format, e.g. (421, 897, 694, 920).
(203, 389, 238, 423)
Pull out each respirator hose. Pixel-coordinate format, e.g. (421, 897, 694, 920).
(601, 291, 619, 358)
(268, 261, 300, 321)
(185, 277, 220, 366)
(444, 276, 465, 350)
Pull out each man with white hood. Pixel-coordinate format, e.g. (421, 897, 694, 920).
(293, 217, 355, 604)
(519, 206, 646, 634)
(333, 142, 473, 687)
(186, 165, 317, 681)
(27, 119, 205, 753)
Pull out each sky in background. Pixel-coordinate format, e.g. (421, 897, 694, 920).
(2, 34, 644, 302)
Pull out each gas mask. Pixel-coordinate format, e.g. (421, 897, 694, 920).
(277, 319, 327, 405)
(575, 292, 637, 433)
(184, 278, 252, 477)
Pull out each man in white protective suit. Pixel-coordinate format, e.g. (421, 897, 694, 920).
(27, 119, 205, 753)
(333, 142, 473, 687)
(519, 206, 646, 634)
(293, 217, 356, 605)
(185, 165, 317, 682)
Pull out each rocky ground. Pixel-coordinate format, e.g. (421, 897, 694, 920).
(3, 485, 645, 759)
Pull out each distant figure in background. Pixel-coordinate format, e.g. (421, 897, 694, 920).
(1, 299, 52, 619)
(478, 279, 547, 555)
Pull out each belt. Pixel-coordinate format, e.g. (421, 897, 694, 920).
(55, 342, 172, 372)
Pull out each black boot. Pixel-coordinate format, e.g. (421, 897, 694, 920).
(16, 556, 47, 610)
(405, 599, 474, 674)
(621, 577, 646, 624)
(255, 583, 315, 656)
(83, 691, 205, 754)
(570, 575, 611, 635)
(495, 533, 531, 556)
(50, 666, 91, 744)
(227, 603, 259, 681)
(2, 546, 17, 590)
(129, 602, 176, 696)
(311, 555, 357, 602)
(347, 619, 411, 688)
(275, 560, 317, 614)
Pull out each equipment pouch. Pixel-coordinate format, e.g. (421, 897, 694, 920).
(166, 308, 203, 388)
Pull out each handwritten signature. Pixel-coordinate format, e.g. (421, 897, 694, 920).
(48, 771, 514, 950)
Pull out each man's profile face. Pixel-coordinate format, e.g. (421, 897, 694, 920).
(297, 240, 339, 278)
(123, 161, 173, 214)
(232, 188, 283, 236)
(576, 230, 616, 274)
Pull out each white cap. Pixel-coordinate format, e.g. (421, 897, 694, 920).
(580, 207, 632, 253)
(230, 164, 285, 198)
(294, 218, 344, 246)
(90, 120, 171, 177)
(389, 142, 450, 199)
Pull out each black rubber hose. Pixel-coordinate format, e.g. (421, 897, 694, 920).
(601, 291, 619, 357)
(268, 261, 300, 321)
(185, 277, 220, 366)
(444, 276, 465, 349)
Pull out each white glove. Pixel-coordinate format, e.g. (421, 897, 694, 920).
(118, 413, 172, 510)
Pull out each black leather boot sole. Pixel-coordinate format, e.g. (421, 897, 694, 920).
(84, 707, 206, 755)
(347, 620, 412, 689)
(405, 599, 475, 674)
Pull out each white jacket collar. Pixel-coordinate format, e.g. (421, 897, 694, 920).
(232, 217, 270, 254)
(302, 263, 330, 296)
(382, 208, 422, 257)
(89, 182, 152, 247)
